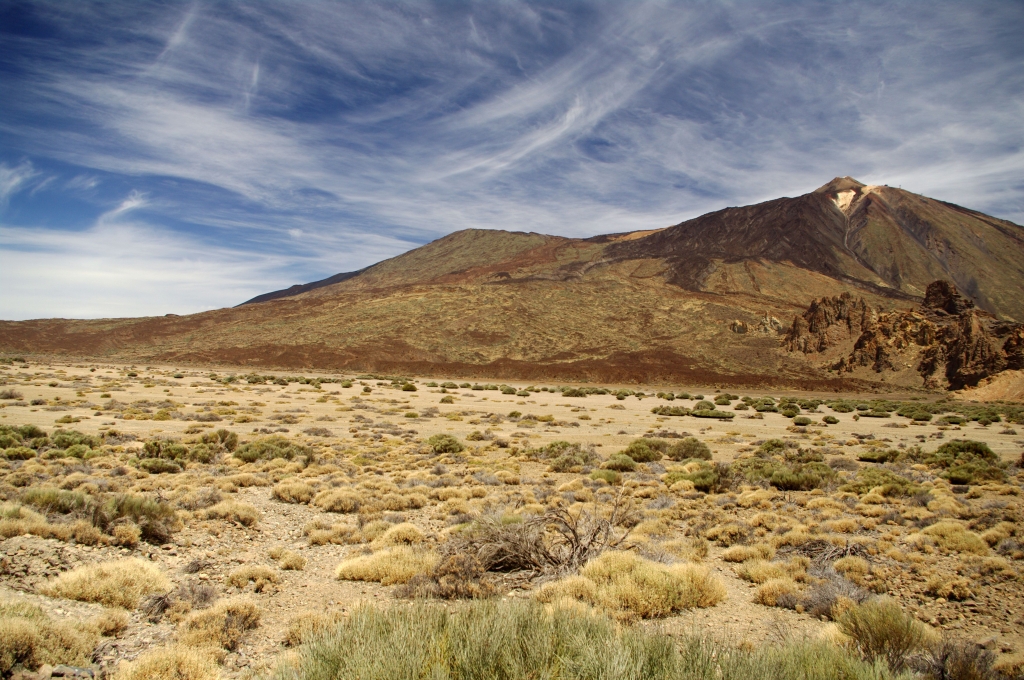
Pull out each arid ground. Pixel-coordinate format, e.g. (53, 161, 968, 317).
(1, 358, 1022, 678)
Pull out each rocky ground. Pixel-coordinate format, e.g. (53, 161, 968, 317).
(1, 359, 1022, 678)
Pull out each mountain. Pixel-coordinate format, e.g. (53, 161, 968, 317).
(2, 178, 1022, 388)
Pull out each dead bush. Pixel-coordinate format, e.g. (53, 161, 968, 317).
(178, 598, 260, 651)
(226, 565, 279, 592)
(395, 554, 498, 600)
(42, 558, 170, 608)
(336, 547, 439, 585)
(273, 481, 315, 504)
(535, 551, 725, 621)
(200, 500, 259, 526)
(0, 599, 98, 673)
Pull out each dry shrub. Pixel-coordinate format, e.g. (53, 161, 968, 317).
(916, 521, 988, 555)
(336, 547, 439, 585)
(980, 522, 1015, 547)
(0, 599, 98, 673)
(662, 537, 708, 562)
(112, 522, 141, 548)
(754, 578, 800, 607)
(704, 522, 750, 546)
(837, 597, 925, 671)
(737, 559, 787, 584)
(112, 644, 219, 680)
(722, 543, 774, 563)
(314, 489, 362, 513)
(305, 520, 359, 546)
(278, 550, 307, 571)
(226, 565, 279, 592)
(833, 556, 870, 579)
(925, 574, 973, 600)
(395, 554, 498, 600)
(201, 500, 259, 526)
(359, 520, 392, 543)
(273, 481, 315, 504)
(175, 487, 223, 511)
(373, 522, 425, 547)
(916, 635, 998, 680)
(42, 558, 170, 608)
(535, 551, 725, 621)
(179, 598, 260, 651)
(285, 610, 348, 646)
(92, 608, 130, 637)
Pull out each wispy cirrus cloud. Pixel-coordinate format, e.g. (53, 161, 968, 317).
(0, 1, 1022, 319)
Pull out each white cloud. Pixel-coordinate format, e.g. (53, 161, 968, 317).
(0, 161, 39, 206)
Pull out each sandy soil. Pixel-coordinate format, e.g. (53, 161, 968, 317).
(1, 359, 1022, 677)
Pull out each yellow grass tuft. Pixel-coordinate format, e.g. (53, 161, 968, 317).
(226, 565, 279, 592)
(736, 559, 787, 584)
(178, 598, 260, 651)
(754, 577, 799, 606)
(372, 522, 425, 547)
(0, 599, 98, 673)
(200, 500, 259, 526)
(915, 521, 988, 554)
(41, 558, 169, 609)
(314, 489, 362, 513)
(335, 547, 439, 585)
(273, 481, 315, 504)
(721, 543, 775, 563)
(112, 644, 219, 680)
(534, 551, 725, 621)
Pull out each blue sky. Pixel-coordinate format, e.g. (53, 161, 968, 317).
(1, 1, 1022, 320)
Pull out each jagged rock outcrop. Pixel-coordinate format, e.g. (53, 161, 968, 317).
(923, 280, 975, 315)
(918, 310, 1005, 389)
(784, 280, 1024, 389)
(782, 293, 873, 353)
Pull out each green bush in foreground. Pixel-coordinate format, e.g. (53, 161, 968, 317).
(273, 599, 903, 680)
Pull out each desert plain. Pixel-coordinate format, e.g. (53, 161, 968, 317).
(0, 358, 1022, 678)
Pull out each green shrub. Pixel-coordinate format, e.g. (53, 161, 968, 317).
(401, 383, 417, 391)
(926, 440, 1005, 484)
(50, 430, 99, 449)
(666, 437, 711, 461)
(440, 396, 454, 404)
(621, 439, 663, 463)
(840, 468, 920, 497)
(234, 436, 310, 463)
(94, 494, 181, 544)
(793, 416, 812, 426)
(857, 449, 895, 464)
(2, 446, 36, 460)
(427, 434, 464, 454)
(823, 415, 839, 424)
(837, 598, 924, 671)
(693, 400, 715, 411)
(139, 458, 182, 474)
(273, 599, 892, 680)
(21, 487, 91, 515)
(664, 462, 729, 493)
(602, 454, 637, 472)
(651, 405, 690, 417)
(590, 469, 621, 484)
(198, 428, 238, 452)
(692, 409, 735, 419)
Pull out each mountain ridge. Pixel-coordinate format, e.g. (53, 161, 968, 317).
(2, 177, 1022, 389)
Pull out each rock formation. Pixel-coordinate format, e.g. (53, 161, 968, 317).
(783, 280, 1024, 389)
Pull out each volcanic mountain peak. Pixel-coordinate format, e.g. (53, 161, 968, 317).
(814, 176, 866, 195)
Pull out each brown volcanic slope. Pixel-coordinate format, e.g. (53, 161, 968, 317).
(2, 178, 1022, 387)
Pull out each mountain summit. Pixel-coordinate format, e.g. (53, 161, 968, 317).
(2, 178, 1022, 387)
